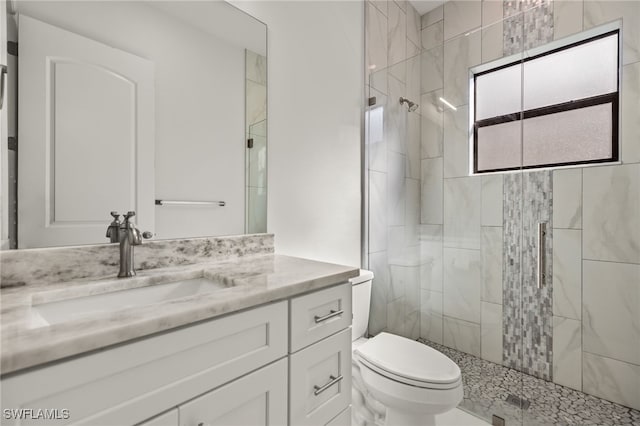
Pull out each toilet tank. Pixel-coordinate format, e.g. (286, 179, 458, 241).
(350, 269, 374, 341)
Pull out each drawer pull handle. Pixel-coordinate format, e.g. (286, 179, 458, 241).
(313, 374, 343, 396)
(314, 309, 343, 323)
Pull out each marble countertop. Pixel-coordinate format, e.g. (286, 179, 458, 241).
(0, 254, 359, 375)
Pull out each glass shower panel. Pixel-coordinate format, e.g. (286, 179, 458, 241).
(366, 50, 423, 344)
(519, 4, 640, 425)
(459, 8, 527, 425)
(246, 119, 266, 233)
(245, 48, 267, 234)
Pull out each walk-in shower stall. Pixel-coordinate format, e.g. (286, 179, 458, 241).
(364, 1, 639, 424)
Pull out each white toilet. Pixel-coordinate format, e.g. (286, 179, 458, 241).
(350, 270, 463, 426)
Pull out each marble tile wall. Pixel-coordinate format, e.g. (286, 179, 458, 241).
(481, 300, 503, 364)
(443, 248, 481, 324)
(366, 0, 423, 340)
(580, 172, 640, 405)
(551, 166, 583, 393)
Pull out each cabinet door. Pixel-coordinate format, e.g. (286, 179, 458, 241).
(137, 409, 179, 426)
(179, 358, 287, 426)
(289, 328, 352, 426)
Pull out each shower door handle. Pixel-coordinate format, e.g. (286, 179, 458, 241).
(537, 222, 547, 289)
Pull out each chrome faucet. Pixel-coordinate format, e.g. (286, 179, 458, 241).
(118, 211, 143, 278)
(106, 210, 152, 277)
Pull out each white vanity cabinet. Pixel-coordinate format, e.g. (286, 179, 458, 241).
(1, 283, 353, 426)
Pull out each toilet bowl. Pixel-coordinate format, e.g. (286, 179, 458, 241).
(350, 271, 463, 426)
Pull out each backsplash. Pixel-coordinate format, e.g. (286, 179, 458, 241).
(0, 234, 274, 288)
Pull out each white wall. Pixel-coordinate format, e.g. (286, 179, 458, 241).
(232, 1, 364, 267)
(16, 1, 246, 240)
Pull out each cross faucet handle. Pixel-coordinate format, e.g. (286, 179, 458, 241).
(122, 211, 136, 222)
(106, 211, 121, 242)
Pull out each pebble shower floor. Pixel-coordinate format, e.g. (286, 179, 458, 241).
(418, 339, 640, 426)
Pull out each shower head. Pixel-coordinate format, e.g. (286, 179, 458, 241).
(399, 96, 419, 112)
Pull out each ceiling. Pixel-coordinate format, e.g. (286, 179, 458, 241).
(408, 0, 445, 16)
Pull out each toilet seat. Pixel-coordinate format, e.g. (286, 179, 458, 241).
(354, 332, 462, 390)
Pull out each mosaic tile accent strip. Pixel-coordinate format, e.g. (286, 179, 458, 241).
(503, 0, 554, 56)
(419, 339, 640, 426)
(502, 173, 524, 372)
(502, 172, 553, 381)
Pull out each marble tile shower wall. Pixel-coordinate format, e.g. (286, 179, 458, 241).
(414, 0, 640, 412)
(366, 0, 423, 339)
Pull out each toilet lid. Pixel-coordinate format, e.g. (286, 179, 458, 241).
(355, 332, 461, 386)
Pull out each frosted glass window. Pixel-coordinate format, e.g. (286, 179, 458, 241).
(471, 26, 619, 173)
(523, 34, 618, 111)
(477, 121, 522, 172)
(476, 64, 522, 120)
(523, 103, 614, 167)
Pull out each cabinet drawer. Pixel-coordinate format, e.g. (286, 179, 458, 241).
(290, 283, 351, 352)
(1, 302, 287, 426)
(289, 328, 352, 426)
(179, 358, 287, 426)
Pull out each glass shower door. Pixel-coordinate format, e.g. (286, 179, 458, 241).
(463, 7, 529, 423)
(517, 3, 639, 425)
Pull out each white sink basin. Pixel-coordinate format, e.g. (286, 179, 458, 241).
(33, 275, 230, 325)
